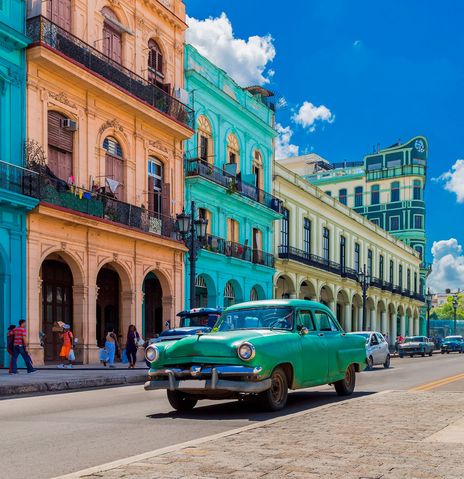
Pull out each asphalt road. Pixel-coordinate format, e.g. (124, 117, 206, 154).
(1, 353, 464, 479)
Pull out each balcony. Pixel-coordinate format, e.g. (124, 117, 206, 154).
(185, 159, 282, 212)
(26, 16, 193, 129)
(366, 164, 426, 182)
(203, 234, 274, 268)
(0, 161, 177, 240)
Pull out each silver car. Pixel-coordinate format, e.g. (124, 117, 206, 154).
(348, 332, 390, 369)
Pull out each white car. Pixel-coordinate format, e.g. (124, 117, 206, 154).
(347, 331, 391, 369)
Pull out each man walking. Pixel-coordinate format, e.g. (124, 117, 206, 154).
(11, 320, 37, 374)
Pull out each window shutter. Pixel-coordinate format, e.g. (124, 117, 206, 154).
(148, 176, 155, 212)
(161, 183, 170, 217)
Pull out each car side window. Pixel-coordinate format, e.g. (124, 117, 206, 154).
(370, 334, 379, 345)
(313, 311, 339, 332)
(376, 333, 385, 343)
(298, 310, 316, 331)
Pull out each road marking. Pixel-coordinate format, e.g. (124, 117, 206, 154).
(52, 390, 392, 479)
(409, 372, 464, 392)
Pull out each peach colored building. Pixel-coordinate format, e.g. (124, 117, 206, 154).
(25, 0, 192, 364)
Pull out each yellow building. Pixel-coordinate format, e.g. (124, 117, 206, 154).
(25, 0, 192, 364)
(274, 162, 424, 343)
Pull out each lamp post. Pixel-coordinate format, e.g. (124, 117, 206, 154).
(175, 200, 208, 310)
(452, 292, 459, 335)
(425, 288, 432, 338)
(357, 263, 371, 331)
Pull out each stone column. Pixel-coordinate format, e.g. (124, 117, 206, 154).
(414, 317, 420, 335)
(121, 290, 135, 345)
(380, 311, 387, 335)
(357, 307, 363, 331)
(162, 295, 174, 330)
(408, 315, 414, 336)
(390, 313, 397, 345)
(400, 315, 406, 337)
(344, 303, 352, 332)
(370, 309, 377, 331)
(329, 300, 336, 315)
(72, 284, 90, 364)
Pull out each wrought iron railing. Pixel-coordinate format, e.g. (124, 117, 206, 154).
(203, 234, 274, 268)
(26, 15, 194, 129)
(366, 164, 426, 181)
(0, 161, 176, 239)
(185, 159, 282, 212)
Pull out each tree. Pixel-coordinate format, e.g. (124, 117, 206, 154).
(430, 293, 464, 321)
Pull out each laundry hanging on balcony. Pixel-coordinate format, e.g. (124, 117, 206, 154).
(106, 178, 120, 194)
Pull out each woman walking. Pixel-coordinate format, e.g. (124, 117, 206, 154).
(126, 325, 140, 369)
(105, 329, 118, 368)
(58, 324, 74, 369)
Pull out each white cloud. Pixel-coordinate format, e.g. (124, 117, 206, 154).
(292, 101, 335, 132)
(186, 13, 276, 86)
(427, 238, 464, 292)
(435, 159, 464, 203)
(275, 123, 299, 160)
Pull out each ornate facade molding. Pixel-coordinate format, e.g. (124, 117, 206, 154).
(49, 91, 78, 109)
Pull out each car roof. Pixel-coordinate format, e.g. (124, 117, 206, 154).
(225, 299, 333, 313)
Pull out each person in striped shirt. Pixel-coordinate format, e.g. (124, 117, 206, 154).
(11, 320, 36, 374)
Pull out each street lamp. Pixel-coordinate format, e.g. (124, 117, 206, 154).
(425, 288, 433, 338)
(452, 292, 459, 335)
(357, 263, 371, 331)
(175, 200, 208, 309)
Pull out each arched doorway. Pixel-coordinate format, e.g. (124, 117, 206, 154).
(336, 289, 350, 331)
(224, 281, 235, 307)
(276, 275, 295, 299)
(320, 285, 334, 309)
(143, 272, 163, 338)
(299, 280, 316, 300)
(96, 266, 120, 347)
(250, 284, 265, 301)
(41, 259, 73, 362)
(195, 275, 208, 308)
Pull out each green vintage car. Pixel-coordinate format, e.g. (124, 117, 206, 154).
(144, 299, 366, 411)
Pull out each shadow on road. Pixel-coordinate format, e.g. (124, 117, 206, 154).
(146, 389, 375, 422)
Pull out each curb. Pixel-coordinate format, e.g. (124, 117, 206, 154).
(0, 373, 147, 397)
(53, 390, 393, 479)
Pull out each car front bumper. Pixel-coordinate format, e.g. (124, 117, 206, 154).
(144, 365, 271, 394)
(441, 345, 462, 352)
(399, 347, 425, 355)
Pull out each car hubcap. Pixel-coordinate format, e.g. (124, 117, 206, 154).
(345, 367, 353, 386)
(271, 373, 284, 403)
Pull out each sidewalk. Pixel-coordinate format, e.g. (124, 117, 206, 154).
(60, 390, 464, 479)
(0, 362, 147, 397)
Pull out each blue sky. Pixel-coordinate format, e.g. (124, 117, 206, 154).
(185, 0, 464, 290)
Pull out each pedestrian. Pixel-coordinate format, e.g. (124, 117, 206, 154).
(105, 329, 118, 368)
(7, 324, 16, 374)
(58, 324, 74, 369)
(126, 324, 140, 369)
(384, 332, 389, 344)
(11, 320, 36, 374)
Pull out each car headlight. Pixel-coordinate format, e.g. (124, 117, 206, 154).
(237, 342, 255, 361)
(145, 345, 159, 363)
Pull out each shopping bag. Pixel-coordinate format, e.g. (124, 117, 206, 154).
(68, 349, 75, 361)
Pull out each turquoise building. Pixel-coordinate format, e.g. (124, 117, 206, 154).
(0, 1, 38, 366)
(183, 44, 281, 308)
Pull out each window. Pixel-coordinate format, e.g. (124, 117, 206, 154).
(399, 264, 403, 289)
(391, 181, 400, 202)
(250, 287, 259, 301)
(148, 39, 164, 80)
(340, 236, 346, 271)
(147, 157, 163, 214)
(371, 218, 380, 226)
(47, 0, 71, 30)
(280, 208, 289, 248)
(414, 215, 423, 229)
(415, 245, 423, 260)
(198, 208, 212, 234)
(227, 219, 239, 243)
(102, 8, 122, 63)
(227, 133, 240, 174)
(354, 186, 363, 207)
(47, 111, 73, 181)
(367, 249, 373, 277)
(414, 272, 418, 293)
(323, 227, 330, 262)
(354, 243, 360, 272)
(390, 216, 400, 231)
(303, 218, 311, 256)
(298, 310, 315, 331)
(339, 188, 347, 205)
(407, 269, 411, 291)
(313, 311, 339, 332)
(104, 137, 123, 198)
(413, 180, 422, 200)
(379, 255, 384, 280)
(253, 151, 264, 190)
(224, 282, 235, 307)
(371, 185, 380, 205)
(197, 116, 213, 163)
(325, 191, 332, 197)
(367, 162, 382, 171)
(389, 260, 394, 284)
(252, 228, 263, 264)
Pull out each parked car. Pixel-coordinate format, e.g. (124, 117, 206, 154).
(347, 331, 390, 369)
(144, 299, 367, 412)
(440, 335, 464, 354)
(398, 336, 434, 358)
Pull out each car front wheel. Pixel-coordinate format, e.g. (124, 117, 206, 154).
(260, 367, 288, 411)
(366, 356, 374, 370)
(383, 354, 391, 369)
(334, 364, 356, 396)
(166, 391, 198, 412)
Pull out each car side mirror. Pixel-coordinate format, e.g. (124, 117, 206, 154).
(297, 326, 309, 336)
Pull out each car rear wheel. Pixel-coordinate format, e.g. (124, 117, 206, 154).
(441, 351, 445, 354)
(421, 352, 426, 357)
(383, 354, 391, 369)
(166, 391, 198, 412)
(260, 367, 288, 411)
(334, 364, 356, 396)
(429, 351, 433, 357)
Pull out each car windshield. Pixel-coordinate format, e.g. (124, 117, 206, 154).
(445, 337, 463, 342)
(180, 314, 219, 328)
(404, 336, 424, 343)
(215, 307, 294, 331)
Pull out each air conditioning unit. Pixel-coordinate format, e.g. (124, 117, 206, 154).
(62, 119, 78, 131)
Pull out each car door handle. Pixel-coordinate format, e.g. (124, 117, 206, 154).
(340, 333, 346, 337)
(318, 333, 324, 337)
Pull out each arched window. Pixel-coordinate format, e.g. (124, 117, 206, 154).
(339, 188, 347, 205)
(103, 136, 123, 198)
(354, 186, 363, 207)
(253, 150, 264, 190)
(47, 111, 73, 181)
(250, 287, 259, 301)
(147, 157, 163, 214)
(391, 181, 400, 202)
(102, 7, 122, 63)
(226, 133, 240, 174)
(197, 115, 213, 163)
(47, 0, 71, 30)
(413, 180, 422, 200)
(195, 275, 208, 308)
(224, 281, 235, 307)
(148, 39, 164, 80)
